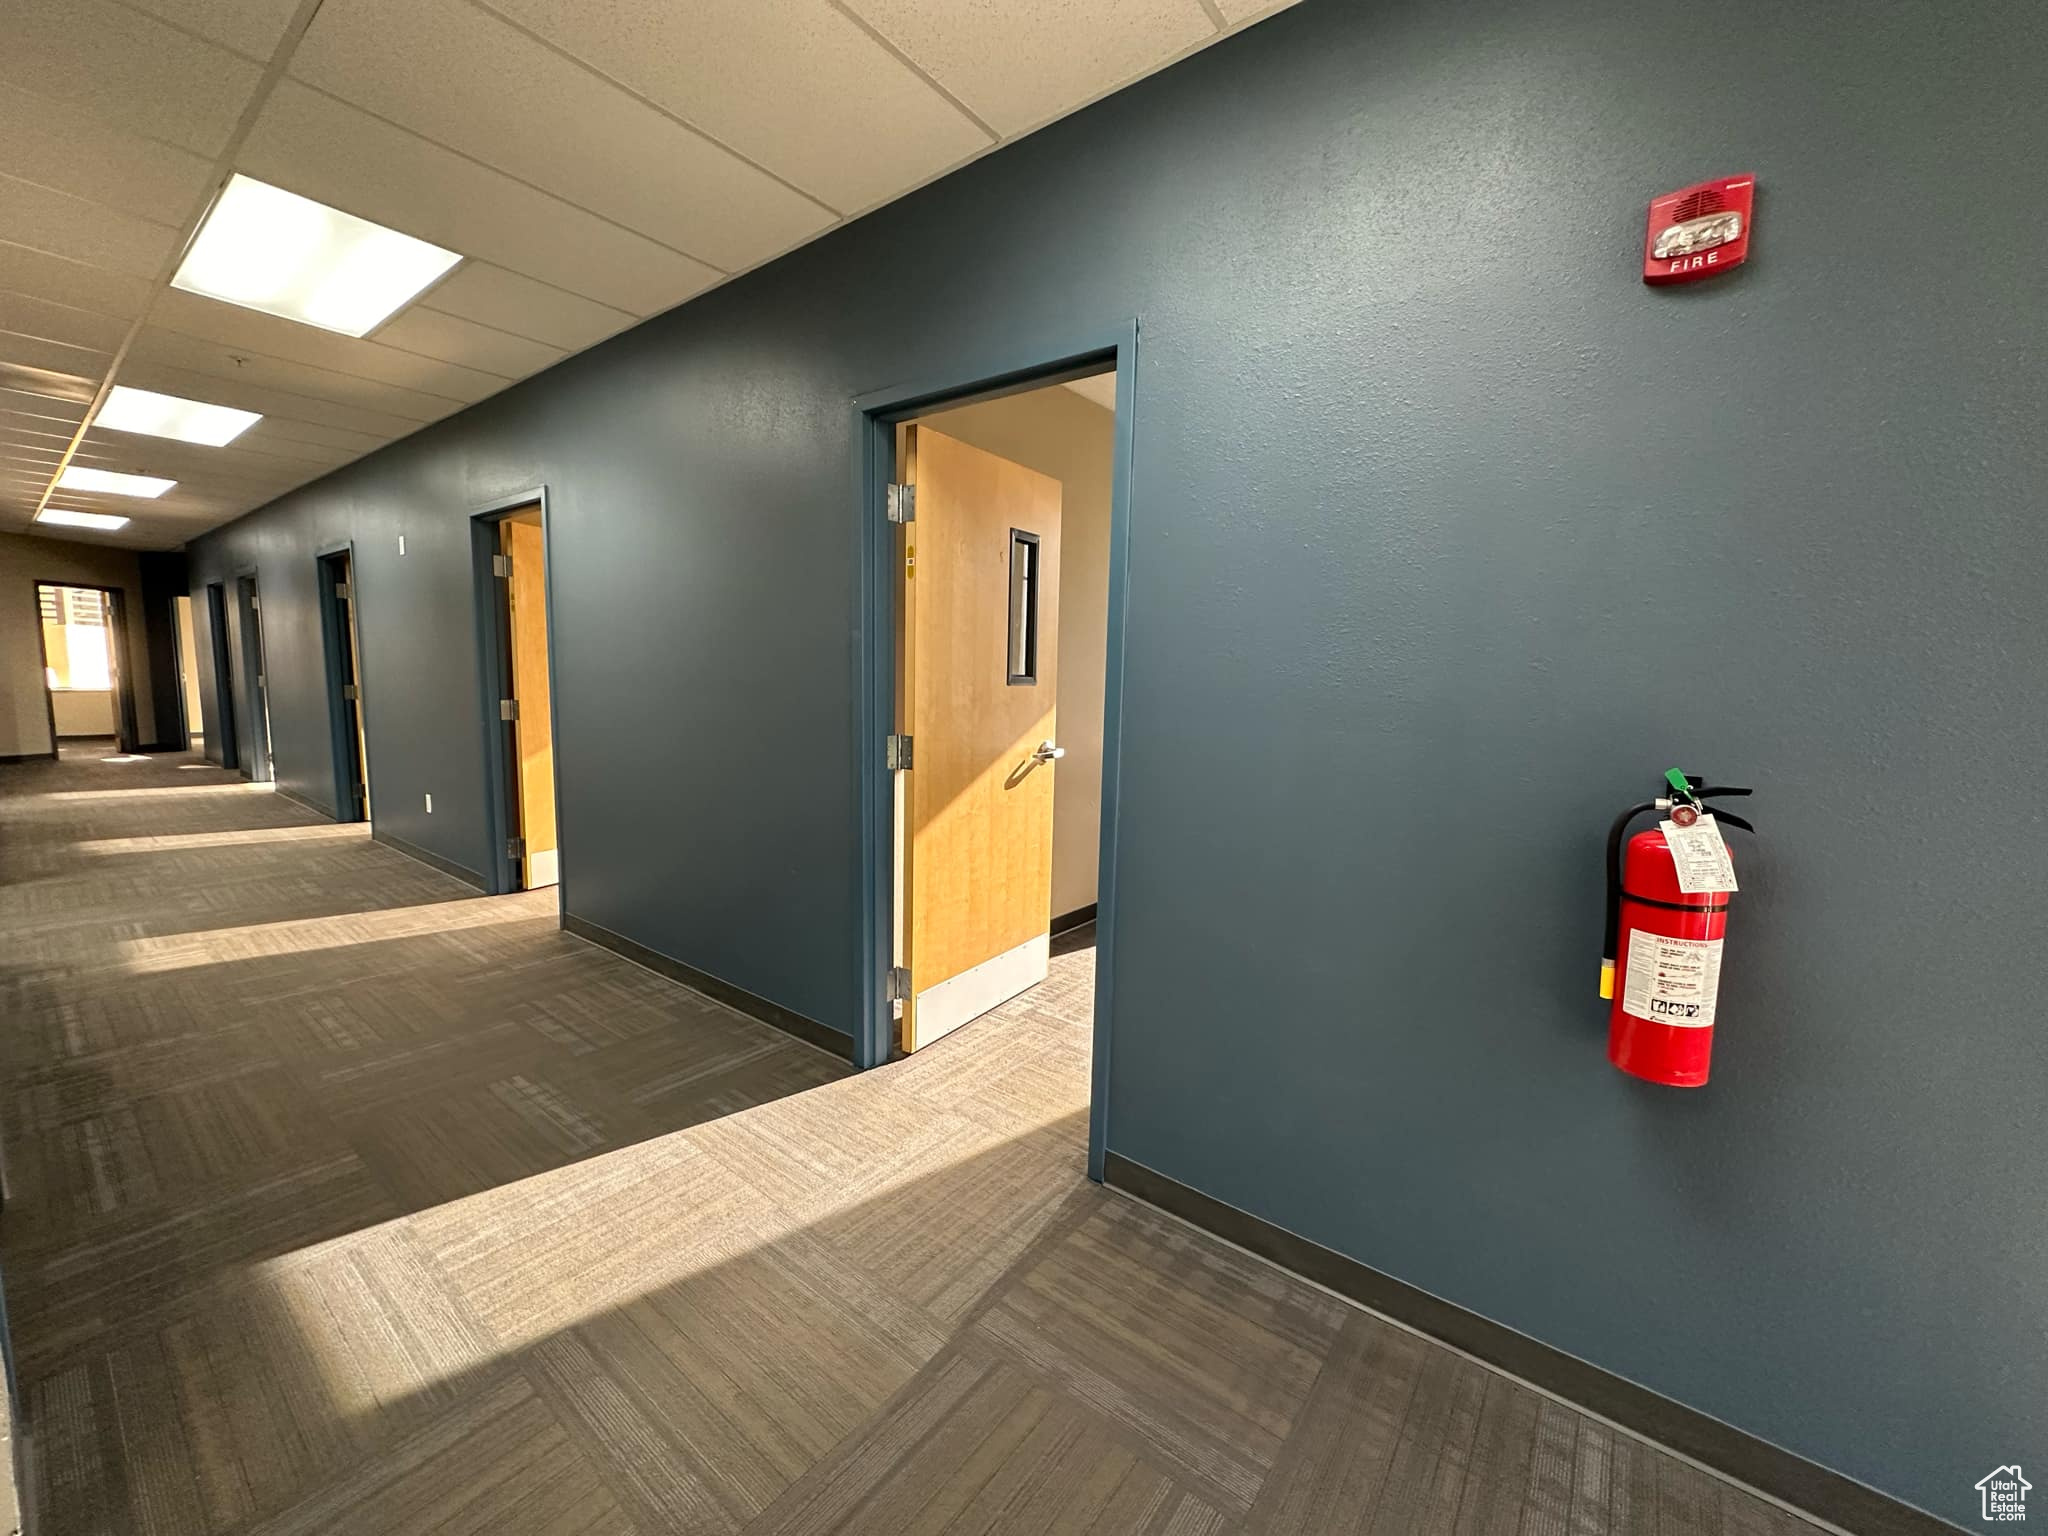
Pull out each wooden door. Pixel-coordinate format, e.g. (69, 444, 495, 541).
(502, 511, 558, 888)
(898, 425, 1063, 1051)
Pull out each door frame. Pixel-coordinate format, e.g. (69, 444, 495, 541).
(316, 541, 369, 822)
(232, 567, 272, 783)
(469, 487, 565, 901)
(205, 580, 238, 770)
(852, 320, 1138, 1181)
(30, 578, 140, 755)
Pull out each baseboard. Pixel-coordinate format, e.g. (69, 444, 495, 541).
(0, 752, 54, 766)
(271, 784, 336, 819)
(1051, 902, 1098, 935)
(562, 912, 851, 1061)
(1101, 1153, 1956, 1536)
(370, 830, 486, 891)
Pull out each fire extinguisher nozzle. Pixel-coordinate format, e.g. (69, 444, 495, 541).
(1598, 959, 1615, 1001)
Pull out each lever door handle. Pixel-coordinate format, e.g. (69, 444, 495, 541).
(1032, 741, 1065, 764)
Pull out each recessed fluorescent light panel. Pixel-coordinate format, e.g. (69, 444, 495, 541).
(37, 508, 131, 531)
(172, 174, 462, 337)
(96, 385, 260, 446)
(57, 465, 176, 498)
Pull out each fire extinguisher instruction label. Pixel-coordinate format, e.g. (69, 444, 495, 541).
(1622, 930, 1723, 1028)
(1660, 814, 1739, 893)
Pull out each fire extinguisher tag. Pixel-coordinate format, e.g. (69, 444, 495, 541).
(1660, 813, 1739, 893)
(1622, 930, 1724, 1028)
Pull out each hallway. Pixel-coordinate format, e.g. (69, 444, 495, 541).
(0, 752, 1819, 1535)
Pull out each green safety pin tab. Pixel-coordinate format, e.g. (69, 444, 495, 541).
(1664, 768, 1700, 806)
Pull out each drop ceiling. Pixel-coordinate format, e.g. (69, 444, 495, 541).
(0, 0, 1297, 550)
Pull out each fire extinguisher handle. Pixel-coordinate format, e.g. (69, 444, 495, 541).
(1711, 809, 1756, 834)
(1692, 784, 1753, 799)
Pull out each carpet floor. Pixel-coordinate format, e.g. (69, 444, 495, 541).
(0, 747, 1821, 1534)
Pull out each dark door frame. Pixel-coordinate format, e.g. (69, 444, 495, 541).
(316, 543, 369, 822)
(232, 569, 273, 783)
(851, 320, 1138, 1183)
(468, 487, 564, 900)
(205, 580, 239, 771)
(30, 578, 141, 756)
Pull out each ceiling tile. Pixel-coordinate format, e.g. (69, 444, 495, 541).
(475, 0, 991, 213)
(1, 386, 87, 423)
(150, 288, 516, 398)
(844, 0, 1214, 138)
(293, 0, 836, 274)
(119, 0, 304, 59)
(0, 243, 153, 321)
(0, 330, 110, 383)
(238, 81, 722, 315)
(115, 357, 428, 444)
(126, 325, 467, 425)
(1213, 0, 1299, 21)
(0, 174, 180, 280)
(0, 0, 266, 157)
(0, 84, 219, 227)
(373, 307, 566, 380)
(417, 263, 633, 353)
(0, 292, 130, 354)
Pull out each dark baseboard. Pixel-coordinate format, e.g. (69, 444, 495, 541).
(0, 751, 55, 765)
(1102, 1153, 1955, 1536)
(1051, 902, 1098, 935)
(562, 912, 851, 1061)
(370, 830, 486, 891)
(271, 784, 336, 819)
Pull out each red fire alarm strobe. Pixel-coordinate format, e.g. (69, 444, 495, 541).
(1644, 174, 1754, 284)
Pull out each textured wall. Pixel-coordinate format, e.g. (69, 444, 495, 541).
(188, 0, 2046, 1521)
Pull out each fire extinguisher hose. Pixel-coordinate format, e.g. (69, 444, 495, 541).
(1601, 801, 1660, 999)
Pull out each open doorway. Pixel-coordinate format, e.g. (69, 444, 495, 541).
(173, 593, 203, 752)
(318, 548, 370, 820)
(205, 581, 239, 770)
(875, 360, 1123, 1140)
(35, 581, 139, 756)
(474, 496, 560, 894)
(229, 573, 273, 782)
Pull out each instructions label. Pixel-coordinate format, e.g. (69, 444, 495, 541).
(1622, 929, 1723, 1027)
(1660, 813, 1738, 894)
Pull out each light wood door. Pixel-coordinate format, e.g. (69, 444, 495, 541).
(898, 424, 1063, 1051)
(501, 511, 558, 889)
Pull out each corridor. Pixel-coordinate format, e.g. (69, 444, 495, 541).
(0, 750, 1818, 1534)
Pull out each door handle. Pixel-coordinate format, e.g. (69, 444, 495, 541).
(1032, 741, 1065, 764)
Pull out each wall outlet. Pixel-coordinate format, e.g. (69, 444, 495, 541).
(424, 792, 433, 813)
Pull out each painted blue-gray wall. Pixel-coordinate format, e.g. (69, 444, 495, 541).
(189, 0, 2044, 1522)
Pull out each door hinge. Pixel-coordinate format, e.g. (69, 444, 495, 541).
(500, 698, 519, 721)
(334, 581, 352, 601)
(885, 733, 912, 770)
(342, 683, 359, 702)
(885, 966, 911, 1004)
(506, 836, 525, 861)
(249, 595, 260, 610)
(255, 672, 266, 688)
(886, 483, 915, 523)
(492, 554, 511, 578)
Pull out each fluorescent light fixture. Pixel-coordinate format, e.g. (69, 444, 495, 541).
(36, 508, 131, 531)
(57, 465, 176, 498)
(96, 384, 260, 446)
(172, 174, 462, 337)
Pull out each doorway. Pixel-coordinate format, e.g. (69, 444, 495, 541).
(318, 548, 370, 821)
(173, 593, 203, 751)
(205, 581, 238, 770)
(34, 581, 138, 755)
(230, 573, 273, 782)
(473, 496, 560, 894)
(861, 339, 1132, 1179)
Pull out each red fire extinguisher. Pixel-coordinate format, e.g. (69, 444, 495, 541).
(1600, 772, 1754, 1087)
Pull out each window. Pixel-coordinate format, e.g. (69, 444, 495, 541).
(41, 585, 113, 691)
(1007, 529, 1040, 685)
